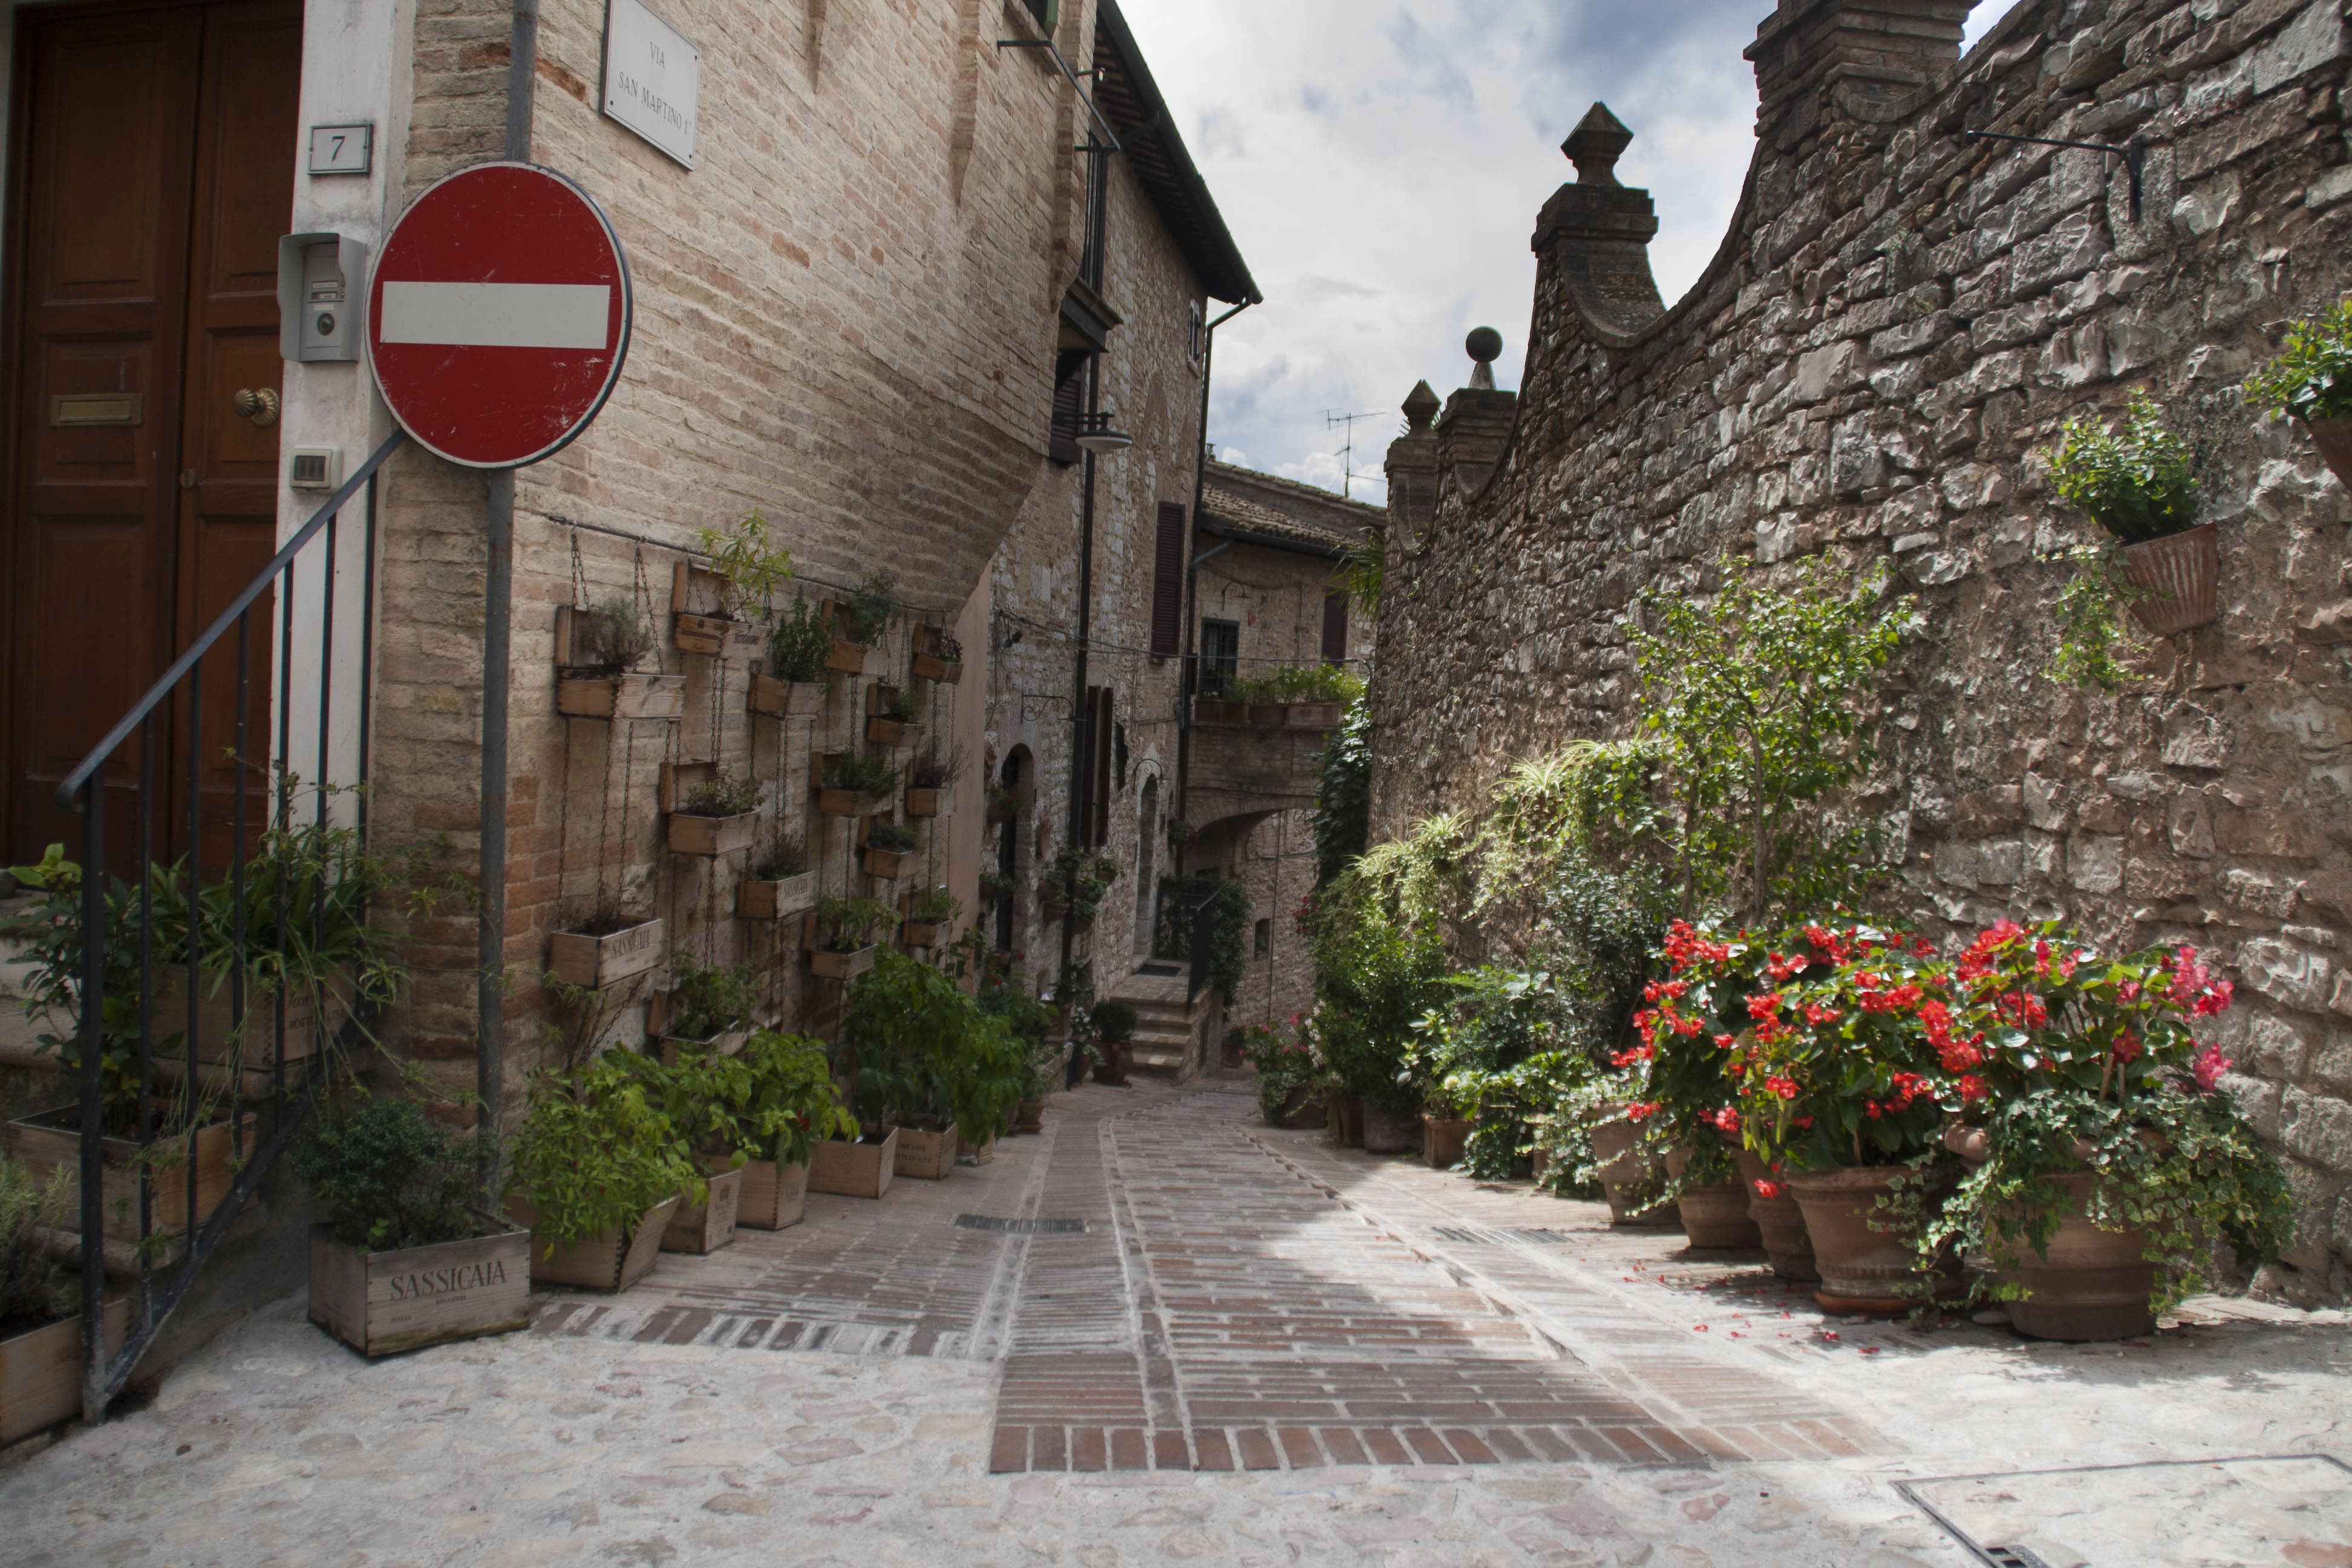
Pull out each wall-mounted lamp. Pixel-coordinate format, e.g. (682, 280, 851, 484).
(1074, 411, 1134, 455)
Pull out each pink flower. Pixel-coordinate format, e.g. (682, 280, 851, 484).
(2192, 1042, 2231, 1093)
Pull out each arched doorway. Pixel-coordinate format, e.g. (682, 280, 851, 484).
(1132, 773, 1160, 953)
(995, 746, 1031, 953)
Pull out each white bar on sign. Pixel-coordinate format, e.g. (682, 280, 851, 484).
(379, 282, 611, 350)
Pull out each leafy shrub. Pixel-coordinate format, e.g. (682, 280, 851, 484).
(1224, 663, 1365, 705)
(695, 512, 795, 618)
(734, 1031, 859, 1165)
(1311, 693, 1372, 886)
(844, 575, 897, 644)
(840, 951, 1024, 1142)
(907, 887, 961, 924)
(680, 771, 761, 817)
(2244, 299, 2352, 425)
(1090, 998, 1138, 1044)
(662, 953, 758, 1042)
(822, 750, 901, 797)
(572, 598, 654, 674)
(768, 598, 834, 684)
(875, 684, 921, 722)
(1239, 1019, 1322, 1125)
(508, 1060, 702, 1247)
(0, 1157, 71, 1334)
(2045, 391, 2198, 544)
(295, 1096, 486, 1253)
(1307, 871, 1449, 1114)
(910, 741, 968, 790)
(815, 894, 897, 952)
(868, 822, 921, 854)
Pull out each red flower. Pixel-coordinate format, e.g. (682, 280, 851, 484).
(1958, 1074, 1988, 1103)
(1627, 1101, 1662, 1123)
(1752, 1178, 1785, 1200)
(2192, 1042, 2230, 1092)
(2110, 1030, 2141, 1065)
(1803, 1001, 1842, 1026)
(1765, 1074, 1800, 1101)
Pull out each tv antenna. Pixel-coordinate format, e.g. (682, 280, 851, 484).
(1322, 408, 1382, 500)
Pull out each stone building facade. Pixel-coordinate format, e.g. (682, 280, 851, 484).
(1191, 460, 1379, 1036)
(1370, 0, 2352, 1302)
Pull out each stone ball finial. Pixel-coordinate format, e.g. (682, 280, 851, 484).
(1561, 102, 1634, 187)
(1402, 379, 1440, 433)
(1465, 328, 1502, 391)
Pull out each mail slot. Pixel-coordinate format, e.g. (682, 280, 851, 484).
(51, 392, 142, 427)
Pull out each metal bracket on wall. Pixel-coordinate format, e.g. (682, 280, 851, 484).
(1963, 129, 2146, 221)
(995, 37, 1122, 151)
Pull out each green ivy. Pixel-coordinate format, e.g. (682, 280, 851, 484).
(1310, 692, 1372, 886)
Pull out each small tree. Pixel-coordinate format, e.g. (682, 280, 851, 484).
(1630, 555, 1906, 925)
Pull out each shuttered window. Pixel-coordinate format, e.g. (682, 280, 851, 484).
(1321, 591, 1350, 664)
(1048, 350, 1088, 466)
(1151, 503, 1186, 656)
(1080, 686, 1115, 847)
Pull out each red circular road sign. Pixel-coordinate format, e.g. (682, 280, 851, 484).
(367, 163, 632, 469)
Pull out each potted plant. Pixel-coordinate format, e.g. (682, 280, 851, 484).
(985, 783, 1030, 825)
(911, 624, 964, 684)
(812, 749, 900, 817)
(506, 1059, 697, 1292)
(751, 597, 832, 717)
(0, 1154, 126, 1442)
(839, 951, 1024, 1181)
(2044, 392, 2210, 669)
(901, 887, 961, 947)
(722, 1030, 858, 1227)
(666, 766, 762, 857)
(297, 1095, 530, 1357)
(1089, 998, 1138, 1085)
(805, 893, 897, 980)
(1039, 846, 1118, 927)
(2245, 298, 2352, 488)
(649, 952, 758, 1062)
(824, 573, 895, 674)
(1241, 1019, 1325, 1129)
(555, 597, 685, 721)
(978, 869, 1018, 907)
(1927, 921, 2292, 1341)
(1225, 663, 1364, 730)
(615, 1050, 751, 1256)
(548, 900, 665, 990)
(737, 829, 816, 922)
(906, 741, 965, 818)
(862, 818, 922, 880)
(864, 684, 923, 747)
(975, 954, 1059, 1132)
(1619, 935, 1777, 1250)
(675, 513, 795, 656)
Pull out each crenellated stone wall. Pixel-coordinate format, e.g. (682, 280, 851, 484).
(1371, 0, 2352, 1302)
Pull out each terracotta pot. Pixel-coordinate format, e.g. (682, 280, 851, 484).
(1092, 1042, 1132, 1085)
(1664, 1148, 1761, 1249)
(1330, 1095, 1364, 1148)
(1276, 1086, 1327, 1130)
(2000, 1170, 2158, 1342)
(1589, 1109, 1676, 1226)
(1361, 1105, 1420, 1154)
(1784, 1166, 1958, 1315)
(1736, 1149, 1819, 1282)
(2307, 418, 2352, 491)
(1422, 1116, 1472, 1170)
(2115, 522, 2218, 636)
(1014, 1099, 1045, 1134)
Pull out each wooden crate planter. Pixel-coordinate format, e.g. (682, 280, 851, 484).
(733, 1157, 809, 1230)
(548, 917, 664, 990)
(1191, 697, 1243, 727)
(959, 1133, 995, 1166)
(863, 844, 916, 880)
(558, 671, 687, 721)
(660, 1167, 742, 1254)
(671, 561, 760, 658)
(307, 1226, 531, 1359)
(810, 752, 889, 817)
(737, 871, 817, 921)
(673, 612, 734, 656)
(747, 672, 824, 717)
(147, 963, 347, 1093)
(7, 1106, 256, 1242)
(803, 914, 878, 980)
(1285, 701, 1343, 730)
(668, 811, 758, 856)
(906, 786, 953, 818)
(911, 625, 963, 684)
(865, 684, 918, 747)
(1, 1298, 128, 1443)
(902, 920, 944, 947)
(515, 1195, 681, 1292)
(892, 1123, 955, 1180)
(808, 1128, 898, 1198)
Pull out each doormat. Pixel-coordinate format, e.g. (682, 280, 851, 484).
(1432, 1227, 1574, 1245)
(1896, 1453, 2352, 1568)
(955, 1215, 1087, 1235)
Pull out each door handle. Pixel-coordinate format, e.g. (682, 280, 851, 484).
(231, 388, 280, 427)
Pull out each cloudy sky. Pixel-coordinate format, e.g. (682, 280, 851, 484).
(1119, 0, 2026, 503)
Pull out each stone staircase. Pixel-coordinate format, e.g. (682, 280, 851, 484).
(1107, 962, 1221, 1084)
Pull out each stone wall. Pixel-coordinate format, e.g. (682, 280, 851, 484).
(1370, 0, 2352, 1302)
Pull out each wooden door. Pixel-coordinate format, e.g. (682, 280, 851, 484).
(2, 0, 299, 867)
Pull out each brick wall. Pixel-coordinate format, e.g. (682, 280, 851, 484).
(1369, 0, 2352, 1302)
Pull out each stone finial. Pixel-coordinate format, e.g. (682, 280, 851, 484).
(1465, 328, 1503, 391)
(1561, 103, 1635, 188)
(1402, 380, 1440, 433)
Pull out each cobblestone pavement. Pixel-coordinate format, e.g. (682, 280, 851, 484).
(5, 1083, 2350, 1567)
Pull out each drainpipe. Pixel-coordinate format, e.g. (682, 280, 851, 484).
(1059, 351, 1101, 1007)
(1172, 295, 1255, 880)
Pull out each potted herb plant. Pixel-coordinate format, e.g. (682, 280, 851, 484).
(1928, 921, 2292, 1341)
(978, 869, 1017, 907)
(737, 828, 815, 922)
(864, 684, 923, 747)
(298, 1095, 530, 1357)
(1039, 847, 1119, 927)
(1089, 998, 1138, 1085)
(2244, 298, 2352, 488)
(675, 513, 794, 656)
(0, 1155, 126, 1442)
(985, 783, 1029, 825)
(617, 1050, 751, 1256)
(2044, 393, 2210, 668)
(751, 597, 833, 717)
(823, 573, 895, 675)
(506, 1059, 697, 1292)
(650, 953, 758, 1063)
(812, 750, 900, 817)
(722, 1030, 858, 1227)
(901, 887, 960, 947)
(555, 597, 685, 721)
(838, 951, 1024, 1181)
(906, 741, 965, 818)
(863, 818, 922, 880)
(666, 766, 762, 857)
(548, 899, 665, 991)
(911, 624, 964, 684)
(805, 893, 897, 981)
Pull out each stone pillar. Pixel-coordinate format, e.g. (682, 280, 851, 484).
(1532, 103, 1665, 336)
(1383, 381, 1440, 552)
(1745, 0, 1970, 147)
(1436, 332, 1518, 505)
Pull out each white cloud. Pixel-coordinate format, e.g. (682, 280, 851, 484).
(1119, 0, 2017, 505)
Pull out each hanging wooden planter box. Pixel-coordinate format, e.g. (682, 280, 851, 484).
(826, 639, 873, 675)
(907, 786, 953, 818)
(892, 1123, 955, 1180)
(863, 844, 916, 880)
(668, 811, 759, 856)
(737, 871, 817, 921)
(660, 1167, 742, 1254)
(747, 671, 825, 718)
(6, 1105, 256, 1242)
(911, 624, 964, 684)
(865, 684, 918, 746)
(558, 671, 687, 721)
(673, 612, 733, 656)
(810, 753, 887, 817)
(514, 1194, 682, 1292)
(307, 1226, 531, 1359)
(902, 920, 944, 947)
(808, 1128, 898, 1198)
(1191, 697, 1242, 727)
(803, 915, 878, 980)
(866, 716, 911, 746)
(647, 991, 751, 1062)
(548, 918, 665, 990)
(732, 1157, 809, 1230)
(671, 561, 759, 658)
(1, 1297, 128, 1444)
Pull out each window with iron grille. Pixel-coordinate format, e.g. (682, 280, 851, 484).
(1200, 619, 1239, 695)
(1321, 590, 1349, 664)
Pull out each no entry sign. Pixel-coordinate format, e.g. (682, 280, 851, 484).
(367, 163, 632, 469)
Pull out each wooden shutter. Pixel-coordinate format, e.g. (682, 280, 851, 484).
(1049, 350, 1087, 466)
(1088, 687, 1114, 846)
(1151, 503, 1186, 656)
(1321, 591, 1350, 663)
